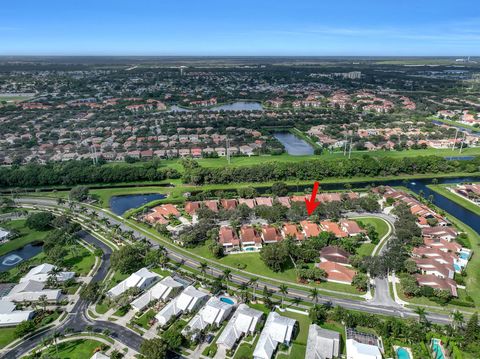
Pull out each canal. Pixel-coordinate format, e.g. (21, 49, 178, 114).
(273, 132, 315, 155)
(109, 193, 166, 215)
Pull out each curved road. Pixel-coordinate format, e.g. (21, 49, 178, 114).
(2, 230, 145, 359)
(14, 198, 455, 326)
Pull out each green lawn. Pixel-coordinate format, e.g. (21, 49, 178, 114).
(134, 309, 156, 329)
(357, 243, 376, 257)
(63, 244, 96, 275)
(277, 343, 307, 359)
(0, 219, 52, 256)
(276, 310, 311, 345)
(187, 242, 362, 295)
(233, 342, 256, 359)
(428, 184, 480, 216)
(0, 327, 16, 349)
(354, 217, 390, 239)
(36, 339, 106, 359)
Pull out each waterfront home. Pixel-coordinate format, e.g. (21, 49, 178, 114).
(238, 198, 256, 209)
(204, 200, 220, 212)
(413, 258, 454, 279)
(276, 196, 291, 208)
(185, 201, 202, 215)
(221, 199, 238, 210)
(217, 304, 263, 350)
(422, 226, 458, 241)
(253, 312, 296, 359)
(155, 286, 209, 326)
(107, 268, 160, 298)
(131, 276, 184, 312)
(306, 324, 341, 359)
(255, 197, 273, 207)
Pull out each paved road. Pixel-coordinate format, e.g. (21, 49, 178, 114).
(14, 198, 455, 326)
(2, 231, 145, 359)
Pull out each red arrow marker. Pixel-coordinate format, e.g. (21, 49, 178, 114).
(305, 181, 320, 215)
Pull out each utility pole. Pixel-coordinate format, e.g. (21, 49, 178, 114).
(452, 129, 458, 151)
(348, 137, 353, 159)
(343, 135, 348, 156)
(459, 132, 466, 153)
(226, 137, 231, 164)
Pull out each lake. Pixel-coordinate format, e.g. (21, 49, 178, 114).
(209, 101, 263, 111)
(0, 243, 43, 272)
(273, 132, 315, 155)
(109, 193, 166, 215)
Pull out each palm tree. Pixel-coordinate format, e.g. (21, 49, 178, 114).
(52, 330, 61, 357)
(414, 307, 427, 324)
(279, 284, 288, 309)
(309, 288, 319, 304)
(248, 277, 258, 301)
(450, 310, 464, 330)
(56, 198, 65, 205)
(223, 269, 232, 292)
(199, 262, 208, 279)
(38, 294, 49, 312)
(291, 297, 301, 307)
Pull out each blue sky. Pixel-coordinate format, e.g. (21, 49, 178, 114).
(1, 0, 479, 56)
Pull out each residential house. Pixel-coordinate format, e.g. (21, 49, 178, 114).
(238, 198, 256, 209)
(219, 226, 241, 252)
(107, 268, 160, 298)
(155, 286, 209, 326)
(131, 276, 184, 312)
(261, 225, 282, 244)
(320, 221, 347, 238)
(0, 300, 34, 327)
(204, 200, 219, 213)
(20, 263, 74, 283)
(185, 201, 202, 216)
(221, 199, 237, 211)
(320, 246, 351, 265)
(281, 223, 304, 241)
(346, 328, 383, 359)
(253, 312, 296, 359)
(317, 261, 356, 284)
(300, 221, 321, 238)
(239, 225, 262, 250)
(306, 324, 341, 359)
(339, 220, 365, 237)
(217, 304, 263, 350)
(255, 197, 273, 207)
(415, 274, 458, 297)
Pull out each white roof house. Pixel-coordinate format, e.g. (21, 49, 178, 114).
(346, 339, 382, 359)
(131, 276, 184, 312)
(20, 263, 75, 283)
(182, 297, 234, 338)
(155, 286, 209, 326)
(107, 268, 160, 298)
(0, 300, 34, 327)
(3, 280, 61, 302)
(217, 304, 263, 350)
(253, 312, 296, 359)
(306, 324, 341, 359)
(90, 353, 110, 359)
(0, 228, 10, 242)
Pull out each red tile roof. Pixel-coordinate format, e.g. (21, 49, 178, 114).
(320, 221, 347, 238)
(317, 261, 356, 284)
(300, 220, 321, 238)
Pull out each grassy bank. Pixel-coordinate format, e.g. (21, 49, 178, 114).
(0, 219, 52, 256)
(428, 184, 480, 216)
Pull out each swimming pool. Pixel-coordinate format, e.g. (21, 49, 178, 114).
(459, 250, 471, 260)
(219, 297, 235, 305)
(396, 347, 411, 359)
(432, 338, 445, 359)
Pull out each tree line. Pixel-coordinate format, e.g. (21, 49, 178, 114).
(182, 155, 480, 185)
(0, 160, 181, 188)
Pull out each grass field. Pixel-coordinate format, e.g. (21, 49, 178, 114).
(187, 241, 363, 295)
(0, 327, 16, 349)
(275, 309, 310, 359)
(37, 339, 106, 359)
(0, 219, 52, 256)
(64, 244, 96, 275)
(354, 216, 391, 257)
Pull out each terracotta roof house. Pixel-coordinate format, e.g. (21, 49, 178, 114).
(144, 212, 169, 225)
(412, 247, 457, 266)
(185, 201, 202, 215)
(255, 197, 273, 207)
(339, 220, 365, 237)
(221, 199, 237, 211)
(416, 274, 458, 297)
(261, 225, 282, 244)
(290, 195, 307, 203)
(414, 258, 454, 279)
(204, 200, 219, 213)
(320, 221, 347, 238)
(320, 246, 351, 265)
(422, 226, 458, 242)
(281, 223, 304, 241)
(276, 197, 291, 208)
(238, 198, 256, 209)
(423, 238, 462, 253)
(145, 204, 180, 224)
(240, 226, 262, 249)
(317, 193, 342, 203)
(219, 226, 240, 252)
(300, 221, 321, 238)
(317, 261, 356, 284)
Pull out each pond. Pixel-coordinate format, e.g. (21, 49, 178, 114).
(109, 193, 166, 215)
(273, 132, 315, 155)
(0, 243, 43, 272)
(209, 101, 263, 111)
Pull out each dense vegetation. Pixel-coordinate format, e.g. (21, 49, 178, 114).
(183, 155, 480, 185)
(0, 160, 180, 187)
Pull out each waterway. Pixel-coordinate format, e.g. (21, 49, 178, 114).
(109, 193, 166, 215)
(273, 132, 315, 155)
(209, 101, 263, 111)
(0, 243, 43, 272)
